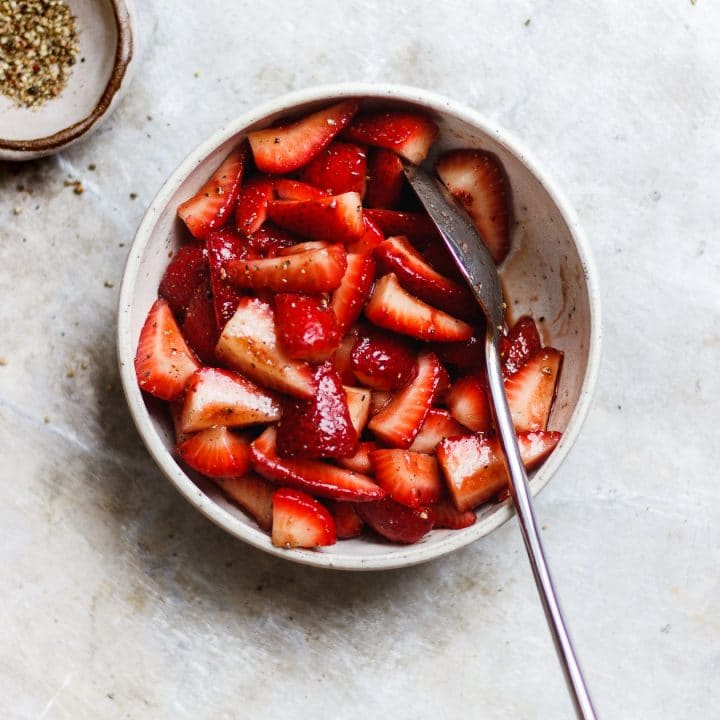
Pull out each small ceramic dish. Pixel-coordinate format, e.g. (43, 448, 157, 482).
(117, 84, 602, 571)
(0, 0, 136, 161)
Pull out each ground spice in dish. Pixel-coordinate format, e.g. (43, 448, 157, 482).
(0, 0, 79, 108)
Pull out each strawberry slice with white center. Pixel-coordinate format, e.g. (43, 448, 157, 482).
(374, 235, 476, 320)
(431, 499, 477, 530)
(214, 473, 275, 530)
(354, 498, 434, 544)
(272, 488, 337, 548)
(179, 367, 281, 434)
(435, 149, 511, 264)
(446, 375, 493, 433)
(276, 240, 330, 256)
(371, 449, 444, 508)
(134, 298, 200, 401)
(276, 361, 358, 459)
(248, 100, 359, 174)
(250, 427, 384, 502)
(500, 316, 542, 376)
(274, 178, 329, 201)
(327, 501, 364, 539)
(178, 144, 247, 239)
(176, 426, 251, 479)
(274, 293, 341, 362)
(343, 111, 438, 164)
(365, 273, 473, 342)
(368, 351, 442, 448)
(346, 214, 385, 254)
(215, 297, 315, 399)
(235, 175, 274, 236)
(206, 228, 248, 329)
(158, 243, 210, 317)
(225, 244, 347, 294)
(505, 348, 563, 432)
(363, 208, 439, 245)
(337, 441, 377, 474)
(349, 328, 417, 390)
(365, 148, 405, 209)
(267, 192, 364, 244)
(437, 431, 561, 511)
(343, 386, 371, 435)
(299, 141, 367, 197)
(330, 253, 376, 335)
(408, 409, 466, 454)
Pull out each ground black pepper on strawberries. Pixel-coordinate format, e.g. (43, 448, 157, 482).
(0, 0, 79, 108)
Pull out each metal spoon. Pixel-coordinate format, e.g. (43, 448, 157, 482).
(403, 163, 598, 720)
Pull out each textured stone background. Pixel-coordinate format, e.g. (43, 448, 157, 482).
(1, 1, 718, 718)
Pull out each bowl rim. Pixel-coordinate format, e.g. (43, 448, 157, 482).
(117, 82, 602, 571)
(0, 0, 134, 155)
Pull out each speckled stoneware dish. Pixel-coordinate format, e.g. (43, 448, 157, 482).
(0, 0, 135, 161)
(117, 84, 602, 571)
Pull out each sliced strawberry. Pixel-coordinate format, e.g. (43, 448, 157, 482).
(408, 409, 466, 454)
(332, 331, 359, 384)
(369, 390, 393, 417)
(429, 328, 486, 372)
(267, 192, 364, 244)
(214, 473, 274, 530)
(437, 431, 561, 511)
(215, 297, 315, 399)
(368, 352, 441, 448)
(276, 240, 330, 256)
(247, 223, 301, 257)
(363, 208, 439, 245)
(299, 141, 367, 197)
(337, 441, 377, 474)
(206, 228, 248, 328)
(343, 386, 371, 435)
(274, 178, 328, 201)
(135, 298, 200, 401)
(365, 273, 473, 342)
(446, 375, 493, 432)
(176, 426, 251, 479)
(272, 488, 336, 548)
(371, 449, 443, 508)
(505, 348, 563, 432)
(355, 498, 434, 544)
(251, 427, 384, 501)
(274, 293, 341, 362)
(365, 148, 404, 209)
(374, 235, 476, 320)
(327, 501, 364, 539)
(225, 244, 347, 294)
(178, 144, 247, 239)
(168, 401, 190, 444)
(330, 253, 376, 334)
(346, 214, 385, 255)
(436, 149, 511, 263)
(180, 367, 281, 434)
(276, 361, 358, 459)
(158, 243, 209, 317)
(181, 282, 219, 364)
(349, 328, 417, 390)
(500, 316, 542, 376)
(249, 100, 359, 174)
(435, 362, 452, 403)
(343, 111, 438, 164)
(235, 175, 274, 236)
(431, 499, 477, 530)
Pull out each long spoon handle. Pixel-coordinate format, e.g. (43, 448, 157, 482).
(484, 337, 598, 720)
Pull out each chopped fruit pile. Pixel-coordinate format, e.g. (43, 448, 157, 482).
(135, 99, 564, 550)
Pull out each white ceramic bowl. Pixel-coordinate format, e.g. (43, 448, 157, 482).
(117, 84, 601, 571)
(0, 0, 136, 161)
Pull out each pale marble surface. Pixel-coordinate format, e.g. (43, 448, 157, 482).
(1, 2, 718, 718)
